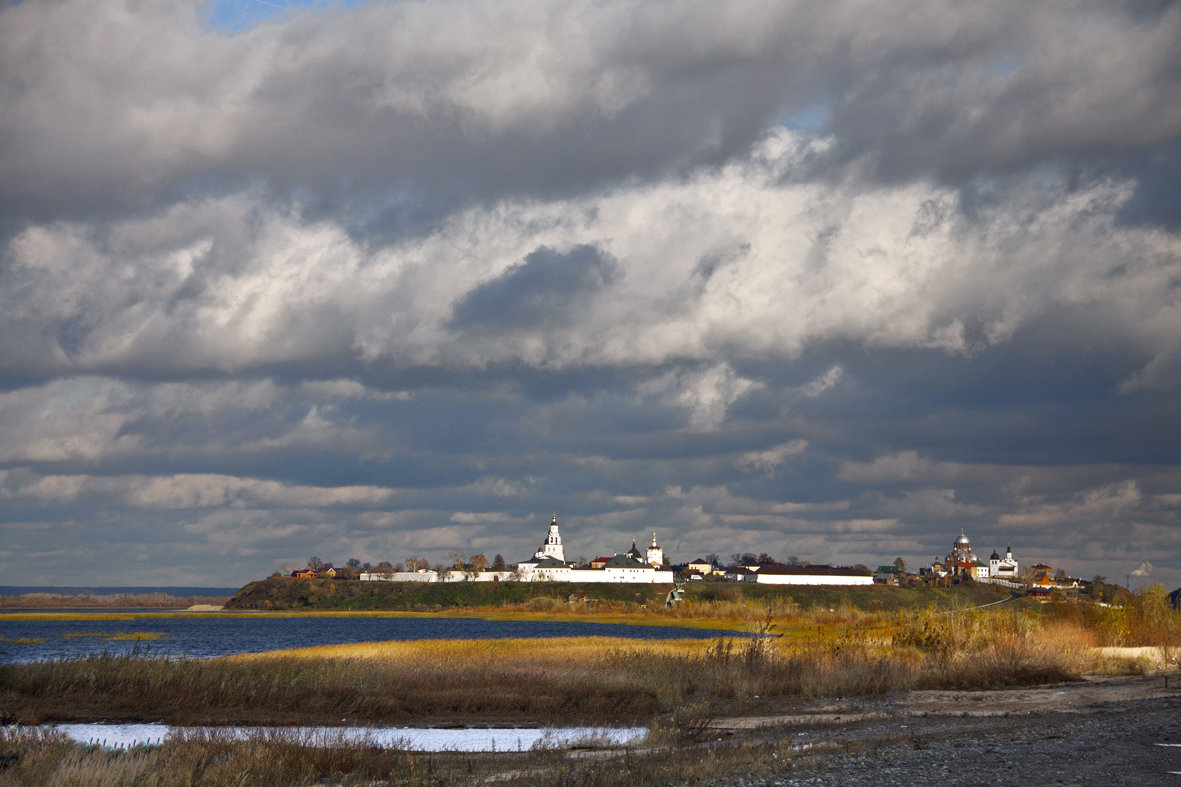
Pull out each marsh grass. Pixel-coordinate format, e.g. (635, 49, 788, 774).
(0, 726, 415, 787)
(5, 590, 1181, 785)
(6, 599, 1173, 728)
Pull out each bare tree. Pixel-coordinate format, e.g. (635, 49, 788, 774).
(307, 556, 324, 572)
(469, 553, 488, 576)
(492, 553, 506, 570)
(346, 557, 362, 569)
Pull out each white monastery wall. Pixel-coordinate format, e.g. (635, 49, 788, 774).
(749, 573, 873, 586)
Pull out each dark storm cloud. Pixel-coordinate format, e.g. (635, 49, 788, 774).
(450, 245, 618, 331)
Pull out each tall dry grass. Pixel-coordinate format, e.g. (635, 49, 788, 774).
(0, 726, 416, 787)
(892, 606, 1078, 688)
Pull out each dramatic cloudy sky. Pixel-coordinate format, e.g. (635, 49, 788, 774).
(2, 0, 1179, 589)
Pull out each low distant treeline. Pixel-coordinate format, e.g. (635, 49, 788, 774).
(0, 592, 231, 609)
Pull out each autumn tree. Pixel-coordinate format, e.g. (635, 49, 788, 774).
(469, 553, 488, 576)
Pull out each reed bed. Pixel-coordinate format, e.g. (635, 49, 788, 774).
(0, 726, 416, 787)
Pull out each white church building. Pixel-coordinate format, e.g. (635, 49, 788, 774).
(925, 531, 1020, 585)
(360, 515, 675, 584)
(514, 516, 675, 583)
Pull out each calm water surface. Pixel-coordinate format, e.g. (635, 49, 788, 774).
(42, 722, 646, 752)
(0, 614, 730, 664)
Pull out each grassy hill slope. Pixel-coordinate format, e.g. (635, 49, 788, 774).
(225, 576, 1009, 612)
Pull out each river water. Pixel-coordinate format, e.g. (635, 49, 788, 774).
(0, 614, 731, 664)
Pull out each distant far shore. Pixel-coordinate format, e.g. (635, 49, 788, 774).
(0, 586, 239, 596)
(0, 588, 234, 609)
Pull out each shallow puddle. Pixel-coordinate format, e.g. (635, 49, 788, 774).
(42, 722, 646, 752)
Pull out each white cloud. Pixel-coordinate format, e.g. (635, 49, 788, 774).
(736, 440, 808, 475)
(7, 138, 1177, 383)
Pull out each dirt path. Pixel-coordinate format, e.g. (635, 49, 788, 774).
(706, 674, 1181, 786)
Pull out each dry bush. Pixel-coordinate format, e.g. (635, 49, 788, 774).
(1076, 585, 1181, 671)
(892, 606, 1078, 689)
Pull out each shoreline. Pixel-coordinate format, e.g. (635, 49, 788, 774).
(0, 606, 755, 632)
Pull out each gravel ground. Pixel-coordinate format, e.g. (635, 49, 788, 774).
(709, 676, 1181, 786)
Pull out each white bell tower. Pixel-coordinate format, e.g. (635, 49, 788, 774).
(534, 514, 565, 563)
(646, 532, 664, 567)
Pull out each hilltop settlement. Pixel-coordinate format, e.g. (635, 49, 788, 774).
(285, 515, 1093, 600)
